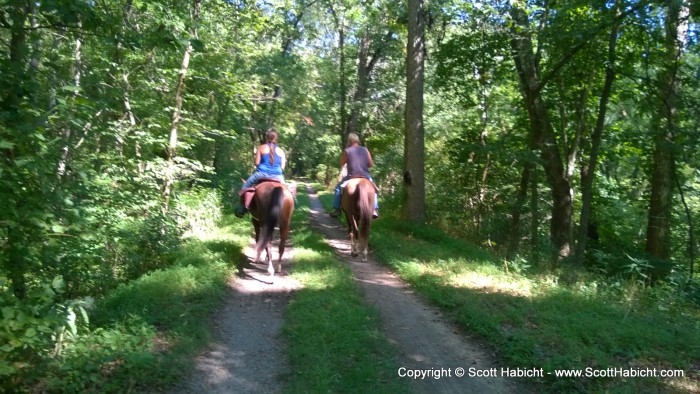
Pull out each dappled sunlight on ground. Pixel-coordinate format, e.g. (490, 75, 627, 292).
(404, 261, 535, 298)
(353, 272, 406, 289)
(448, 272, 533, 298)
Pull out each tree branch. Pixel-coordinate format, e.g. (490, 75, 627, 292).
(539, 0, 649, 90)
(366, 31, 394, 73)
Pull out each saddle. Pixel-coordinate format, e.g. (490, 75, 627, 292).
(238, 179, 297, 209)
(340, 176, 379, 193)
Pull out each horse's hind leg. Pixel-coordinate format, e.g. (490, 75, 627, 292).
(277, 226, 289, 274)
(349, 231, 358, 257)
(266, 243, 274, 276)
(361, 236, 368, 262)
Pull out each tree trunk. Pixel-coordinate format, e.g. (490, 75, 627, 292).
(575, 3, 621, 266)
(403, 0, 426, 223)
(3, 0, 30, 298)
(475, 78, 491, 237)
(507, 162, 532, 259)
(162, 0, 201, 208)
(344, 30, 393, 145)
(28, 2, 41, 107)
(645, 0, 689, 259)
(265, 7, 307, 128)
(3, 1, 29, 114)
(673, 164, 695, 278)
(339, 24, 347, 144)
(330, 6, 348, 145)
(57, 20, 82, 181)
(530, 169, 539, 264)
(509, 0, 573, 260)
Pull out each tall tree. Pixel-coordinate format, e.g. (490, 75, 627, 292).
(163, 0, 202, 208)
(574, 2, 622, 266)
(2, 0, 33, 299)
(646, 0, 690, 259)
(344, 29, 393, 140)
(403, 0, 426, 223)
(329, 5, 348, 142)
(509, 0, 573, 259)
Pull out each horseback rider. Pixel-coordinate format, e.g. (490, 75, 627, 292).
(235, 129, 287, 217)
(329, 132, 379, 219)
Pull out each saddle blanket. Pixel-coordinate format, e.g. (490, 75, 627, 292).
(238, 181, 297, 209)
(340, 177, 379, 192)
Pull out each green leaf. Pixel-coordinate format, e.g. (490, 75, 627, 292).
(67, 310, 77, 336)
(1, 307, 14, 319)
(13, 159, 30, 167)
(25, 327, 36, 338)
(52, 276, 65, 292)
(191, 39, 205, 52)
(79, 306, 89, 326)
(0, 140, 14, 149)
(61, 85, 82, 93)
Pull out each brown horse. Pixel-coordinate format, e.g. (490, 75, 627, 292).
(340, 178, 376, 261)
(248, 181, 295, 276)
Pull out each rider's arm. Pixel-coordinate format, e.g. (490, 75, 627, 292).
(339, 150, 348, 168)
(278, 148, 287, 170)
(367, 149, 374, 168)
(254, 146, 263, 166)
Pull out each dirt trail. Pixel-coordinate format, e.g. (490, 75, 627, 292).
(180, 185, 527, 393)
(179, 236, 300, 394)
(305, 184, 526, 393)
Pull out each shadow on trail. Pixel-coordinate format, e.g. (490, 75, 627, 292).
(180, 218, 300, 394)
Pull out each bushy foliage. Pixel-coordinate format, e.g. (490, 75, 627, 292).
(41, 319, 157, 393)
(0, 276, 92, 390)
(0, 187, 228, 391)
(175, 187, 223, 237)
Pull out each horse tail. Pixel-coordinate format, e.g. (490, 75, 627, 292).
(358, 180, 374, 242)
(258, 186, 283, 251)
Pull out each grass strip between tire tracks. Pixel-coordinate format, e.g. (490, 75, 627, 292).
(282, 189, 410, 394)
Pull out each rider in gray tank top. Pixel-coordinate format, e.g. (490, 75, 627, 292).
(345, 145, 371, 178)
(330, 132, 379, 218)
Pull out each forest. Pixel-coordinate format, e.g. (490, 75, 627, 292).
(1, 0, 699, 391)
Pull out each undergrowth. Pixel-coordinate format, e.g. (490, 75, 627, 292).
(4, 190, 249, 393)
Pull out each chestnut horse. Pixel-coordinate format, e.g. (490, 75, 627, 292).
(340, 178, 375, 261)
(248, 181, 294, 276)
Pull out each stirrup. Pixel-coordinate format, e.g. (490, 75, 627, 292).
(235, 204, 248, 218)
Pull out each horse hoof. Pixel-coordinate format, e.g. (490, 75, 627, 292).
(351, 251, 358, 257)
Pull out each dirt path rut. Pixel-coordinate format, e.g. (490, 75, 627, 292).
(179, 237, 300, 394)
(305, 184, 526, 393)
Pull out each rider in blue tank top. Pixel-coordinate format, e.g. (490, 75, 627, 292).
(235, 129, 287, 217)
(255, 145, 283, 176)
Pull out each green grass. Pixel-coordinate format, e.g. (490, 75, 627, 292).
(283, 190, 410, 394)
(42, 215, 251, 392)
(314, 185, 699, 393)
